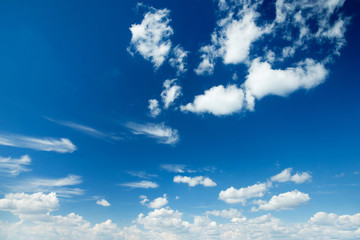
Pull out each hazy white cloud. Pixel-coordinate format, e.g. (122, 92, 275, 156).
(46, 117, 120, 141)
(169, 45, 188, 75)
(127, 170, 157, 179)
(173, 176, 217, 187)
(119, 180, 158, 189)
(181, 84, 245, 116)
(0, 134, 76, 153)
(205, 208, 242, 218)
(253, 190, 310, 211)
(194, 45, 217, 75)
(7, 175, 84, 197)
(0, 155, 31, 176)
(148, 99, 161, 118)
(160, 164, 187, 173)
(126, 122, 179, 145)
(161, 79, 182, 109)
(96, 199, 111, 207)
(140, 194, 168, 209)
(129, 7, 173, 69)
(219, 182, 269, 204)
(271, 168, 312, 184)
(0, 192, 59, 216)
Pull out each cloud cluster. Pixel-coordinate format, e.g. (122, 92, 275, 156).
(174, 175, 217, 187)
(271, 168, 312, 184)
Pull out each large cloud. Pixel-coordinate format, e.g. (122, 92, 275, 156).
(219, 182, 269, 204)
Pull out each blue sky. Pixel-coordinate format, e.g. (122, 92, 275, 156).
(0, 0, 360, 239)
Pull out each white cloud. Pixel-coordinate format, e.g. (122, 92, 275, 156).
(219, 182, 269, 204)
(194, 45, 217, 75)
(126, 122, 179, 145)
(140, 195, 168, 209)
(148, 99, 161, 118)
(149, 194, 168, 209)
(160, 164, 187, 173)
(169, 45, 188, 75)
(129, 7, 173, 69)
(244, 58, 328, 100)
(0, 134, 76, 153)
(161, 79, 182, 109)
(0, 192, 59, 216)
(181, 84, 245, 116)
(96, 199, 110, 207)
(0, 155, 31, 176)
(254, 190, 310, 211)
(119, 180, 158, 189)
(271, 168, 312, 184)
(127, 170, 157, 179)
(205, 208, 242, 218)
(7, 175, 84, 197)
(45, 117, 120, 141)
(173, 176, 217, 187)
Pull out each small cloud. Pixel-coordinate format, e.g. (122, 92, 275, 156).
(205, 208, 242, 218)
(0, 155, 31, 176)
(0, 133, 76, 153)
(126, 122, 179, 145)
(219, 182, 269, 205)
(119, 180, 158, 189)
(271, 168, 311, 184)
(169, 45, 188, 75)
(161, 79, 182, 109)
(127, 171, 158, 179)
(173, 176, 217, 187)
(334, 173, 345, 178)
(96, 199, 111, 207)
(140, 194, 168, 209)
(160, 164, 186, 173)
(148, 99, 161, 118)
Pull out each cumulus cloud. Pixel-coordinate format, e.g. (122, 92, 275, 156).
(0, 133, 76, 153)
(205, 208, 242, 218)
(96, 199, 110, 207)
(173, 176, 217, 187)
(148, 99, 161, 118)
(126, 122, 179, 145)
(181, 84, 245, 116)
(129, 6, 173, 69)
(140, 194, 168, 209)
(169, 45, 188, 75)
(161, 79, 182, 109)
(0, 192, 59, 216)
(0, 155, 31, 176)
(119, 180, 158, 189)
(219, 182, 269, 204)
(254, 190, 310, 211)
(7, 175, 84, 197)
(271, 168, 312, 184)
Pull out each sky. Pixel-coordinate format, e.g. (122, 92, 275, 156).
(0, 0, 360, 239)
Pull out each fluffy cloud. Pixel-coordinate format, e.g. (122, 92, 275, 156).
(129, 7, 173, 69)
(126, 122, 179, 145)
(271, 168, 312, 184)
(148, 99, 161, 118)
(173, 176, 217, 187)
(219, 182, 269, 204)
(181, 84, 245, 116)
(0, 155, 31, 176)
(254, 190, 310, 211)
(140, 194, 168, 209)
(0, 134, 76, 153)
(161, 79, 182, 109)
(244, 58, 328, 103)
(119, 180, 158, 189)
(0, 192, 59, 216)
(205, 208, 242, 218)
(96, 199, 111, 207)
(169, 45, 188, 75)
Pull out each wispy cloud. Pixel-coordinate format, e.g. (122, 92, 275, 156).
(0, 133, 76, 153)
(126, 122, 179, 145)
(7, 175, 84, 197)
(127, 171, 158, 179)
(46, 117, 121, 141)
(0, 155, 31, 176)
(118, 180, 158, 189)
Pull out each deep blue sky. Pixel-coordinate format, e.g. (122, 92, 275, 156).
(0, 0, 360, 239)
